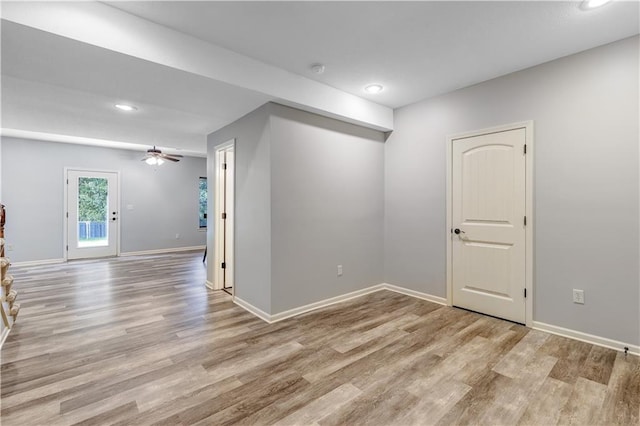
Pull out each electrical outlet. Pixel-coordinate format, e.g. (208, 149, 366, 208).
(6, 244, 14, 251)
(175, 233, 180, 239)
(573, 289, 584, 304)
(337, 265, 343, 277)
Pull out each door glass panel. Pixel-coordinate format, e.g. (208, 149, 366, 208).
(77, 177, 109, 248)
(199, 177, 207, 228)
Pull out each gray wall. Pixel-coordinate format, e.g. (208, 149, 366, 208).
(385, 36, 639, 344)
(207, 103, 385, 315)
(1, 137, 206, 262)
(207, 105, 272, 314)
(269, 104, 385, 313)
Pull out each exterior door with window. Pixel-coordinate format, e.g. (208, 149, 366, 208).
(67, 170, 119, 260)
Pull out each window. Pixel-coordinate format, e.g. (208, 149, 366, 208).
(199, 177, 207, 228)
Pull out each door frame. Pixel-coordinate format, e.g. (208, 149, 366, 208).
(212, 139, 235, 296)
(445, 121, 534, 327)
(63, 167, 121, 261)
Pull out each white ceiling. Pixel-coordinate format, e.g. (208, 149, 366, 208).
(2, 1, 638, 155)
(106, 1, 640, 108)
(1, 19, 272, 156)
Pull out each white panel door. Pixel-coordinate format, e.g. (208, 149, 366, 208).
(215, 145, 235, 295)
(67, 170, 119, 260)
(452, 128, 526, 323)
(224, 150, 235, 292)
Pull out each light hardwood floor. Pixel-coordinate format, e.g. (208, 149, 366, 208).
(1, 252, 638, 425)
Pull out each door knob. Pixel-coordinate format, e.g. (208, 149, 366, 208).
(454, 228, 465, 235)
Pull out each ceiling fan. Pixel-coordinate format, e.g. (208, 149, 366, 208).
(142, 146, 183, 165)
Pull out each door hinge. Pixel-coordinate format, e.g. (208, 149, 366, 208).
(223, 163, 227, 170)
(524, 288, 527, 298)
(221, 262, 226, 269)
(524, 216, 527, 226)
(524, 144, 527, 154)
(66, 245, 68, 251)
(66, 179, 69, 184)
(66, 212, 69, 218)
(222, 212, 227, 219)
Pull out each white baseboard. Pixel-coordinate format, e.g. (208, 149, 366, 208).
(269, 284, 386, 323)
(532, 321, 639, 356)
(12, 246, 206, 266)
(232, 283, 445, 324)
(382, 283, 447, 305)
(233, 297, 271, 323)
(10, 258, 65, 267)
(205, 280, 215, 290)
(120, 245, 205, 257)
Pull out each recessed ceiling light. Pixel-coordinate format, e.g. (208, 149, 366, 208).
(581, 0, 612, 10)
(365, 84, 384, 94)
(311, 63, 325, 74)
(115, 104, 138, 112)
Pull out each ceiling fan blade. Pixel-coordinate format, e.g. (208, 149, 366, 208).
(142, 147, 182, 163)
(159, 153, 182, 160)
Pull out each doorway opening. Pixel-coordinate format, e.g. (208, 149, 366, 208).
(65, 169, 120, 260)
(213, 141, 235, 296)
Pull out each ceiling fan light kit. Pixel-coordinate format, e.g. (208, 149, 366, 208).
(145, 157, 164, 166)
(142, 146, 183, 166)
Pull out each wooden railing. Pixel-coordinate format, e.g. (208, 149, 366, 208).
(1, 203, 20, 333)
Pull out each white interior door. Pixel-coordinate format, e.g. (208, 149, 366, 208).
(223, 150, 235, 293)
(67, 170, 119, 260)
(451, 128, 526, 323)
(214, 143, 235, 295)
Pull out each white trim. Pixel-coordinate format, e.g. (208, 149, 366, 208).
(0, 327, 10, 349)
(532, 321, 639, 356)
(382, 283, 447, 305)
(445, 121, 534, 327)
(270, 285, 386, 323)
(231, 283, 446, 324)
(213, 139, 235, 293)
(205, 280, 215, 290)
(63, 168, 69, 261)
(446, 135, 453, 306)
(64, 167, 121, 261)
(10, 258, 65, 267)
(12, 247, 204, 264)
(233, 296, 271, 323)
(524, 123, 534, 327)
(120, 246, 205, 257)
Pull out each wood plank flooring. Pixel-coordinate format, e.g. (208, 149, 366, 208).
(1, 252, 638, 425)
